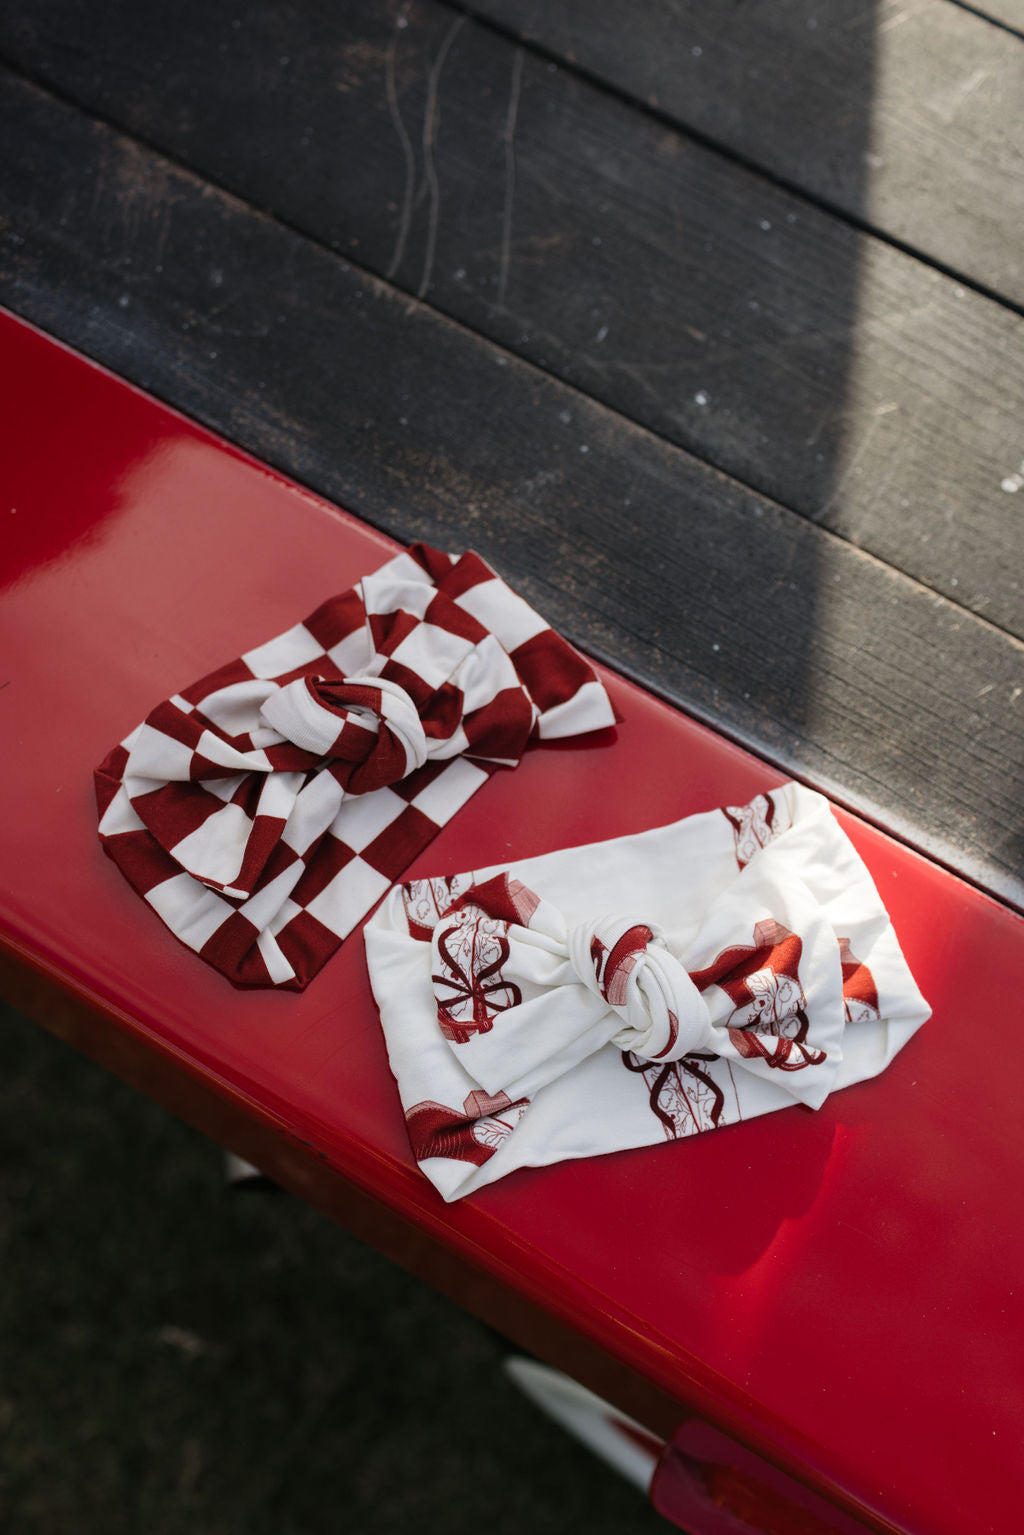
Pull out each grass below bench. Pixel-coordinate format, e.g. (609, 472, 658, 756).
(0, 1004, 665, 1535)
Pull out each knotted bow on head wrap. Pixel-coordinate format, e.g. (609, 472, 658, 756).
(95, 544, 616, 988)
(364, 784, 931, 1201)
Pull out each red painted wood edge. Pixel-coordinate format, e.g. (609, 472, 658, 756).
(3, 308, 1023, 1535)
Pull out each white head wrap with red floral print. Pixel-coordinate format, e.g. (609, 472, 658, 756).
(365, 783, 930, 1201)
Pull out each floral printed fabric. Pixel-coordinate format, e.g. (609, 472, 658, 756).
(365, 783, 930, 1200)
(95, 544, 615, 988)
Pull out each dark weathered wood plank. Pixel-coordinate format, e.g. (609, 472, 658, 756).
(464, 0, 1024, 304)
(1, 0, 1021, 642)
(1, 71, 1021, 905)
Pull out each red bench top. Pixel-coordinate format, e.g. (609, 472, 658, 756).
(3, 309, 1022, 1535)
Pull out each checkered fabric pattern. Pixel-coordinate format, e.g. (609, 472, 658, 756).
(95, 544, 616, 989)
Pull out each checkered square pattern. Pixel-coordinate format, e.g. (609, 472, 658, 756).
(95, 544, 616, 989)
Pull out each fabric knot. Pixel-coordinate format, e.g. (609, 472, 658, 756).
(568, 915, 712, 1062)
(368, 784, 932, 1201)
(259, 673, 427, 793)
(95, 543, 616, 989)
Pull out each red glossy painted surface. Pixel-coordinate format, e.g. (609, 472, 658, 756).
(652, 1420, 873, 1534)
(2, 309, 1023, 1535)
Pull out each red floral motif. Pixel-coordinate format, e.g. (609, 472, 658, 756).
(839, 937, 880, 1023)
(446, 872, 540, 927)
(623, 1050, 740, 1140)
(431, 911, 523, 1043)
(402, 873, 473, 940)
(691, 917, 826, 1071)
(724, 792, 787, 868)
(405, 1090, 529, 1166)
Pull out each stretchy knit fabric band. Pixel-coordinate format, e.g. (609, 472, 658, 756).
(95, 544, 615, 988)
(365, 784, 930, 1200)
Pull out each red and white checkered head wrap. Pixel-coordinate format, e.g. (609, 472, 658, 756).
(365, 784, 931, 1200)
(95, 545, 615, 989)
